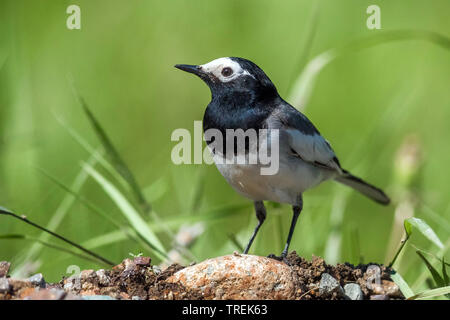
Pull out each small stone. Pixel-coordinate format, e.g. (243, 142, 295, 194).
(0, 277, 11, 293)
(28, 273, 46, 288)
(80, 269, 95, 280)
(63, 276, 81, 291)
(96, 269, 110, 286)
(319, 273, 344, 297)
(344, 283, 364, 300)
(152, 266, 161, 275)
(132, 296, 142, 300)
(26, 288, 65, 300)
(0, 261, 10, 277)
(370, 294, 389, 300)
(121, 259, 137, 278)
(134, 256, 151, 266)
(371, 280, 402, 298)
(215, 288, 224, 299)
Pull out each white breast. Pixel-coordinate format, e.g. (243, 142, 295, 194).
(208, 137, 336, 205)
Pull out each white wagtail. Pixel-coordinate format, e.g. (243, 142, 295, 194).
(175, 57, 390, 259)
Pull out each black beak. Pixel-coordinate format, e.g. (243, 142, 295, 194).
(175, 64, 204, 76)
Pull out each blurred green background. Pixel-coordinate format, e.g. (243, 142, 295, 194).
(0, 0, 449, 294)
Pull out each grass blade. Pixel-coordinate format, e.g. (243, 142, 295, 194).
(0, 234, 102, 266)
(227, 233, 244, 252)
(34, 166, 158, 252)
(412, 239, 450, 290)
(54, 114, 125, 187)
(73, 91, 151, 215)
(408, 286, 450, 300)
(36, 166, 127, 230)
(324, 191, 348, 264)
(82, 203, 250, 250)
(390, 217, 444, 267)
(405, 217, 444, 249)
(390, 270, 415, 299)
(82, 162, 167, 260)
(416, 251, 445, 288)
(0, 206, 114, 267)
(143, 177, 169, 203)
(443, 258, 449, 286)
(11, 157, 96, 278)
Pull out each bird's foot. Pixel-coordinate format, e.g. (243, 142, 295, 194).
(267, 252, 291, 266)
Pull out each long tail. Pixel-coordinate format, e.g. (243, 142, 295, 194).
(334, 170, 390, 205)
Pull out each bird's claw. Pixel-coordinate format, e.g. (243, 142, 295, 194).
(267, 253, 291, 266)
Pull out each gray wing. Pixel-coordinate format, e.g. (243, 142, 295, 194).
(268, 102, 342, 172)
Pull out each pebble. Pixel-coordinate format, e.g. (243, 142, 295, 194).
(28, 273, 46, 288)
(134, 256, 151, 267)
(63, 275, 82, 291)
(80, 269, 95, 280)
(371, 280, 401, 298)
(343, 283, 364, 300)
(25, 288, 65, 300)
(0, 261, 10, 277)
(319, 273, 344, 297)
(96, 269, 110, 286)
(0, 277, 10, 293)
(152, 266, 161, 275)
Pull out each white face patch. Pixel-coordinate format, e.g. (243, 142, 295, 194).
(200, 57, 254, 83)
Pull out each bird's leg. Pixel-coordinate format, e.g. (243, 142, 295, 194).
(281, 194, 303, 259)
(243, 201, 266, 254)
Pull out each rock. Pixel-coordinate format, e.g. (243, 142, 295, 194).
(7, 279, 34, 296)
(319, 273, 344, 297)
(371, 280, 402, 298)
(121, 259, 138, 279)
(25, 288, 65, 300)
(0, 277, 11, 293)
(166, 254, 296, 299)
(152, 265, 161, 275)
(96, 269, 110, 286)
(132, 296, 142, 300)
(63, 275, 82, 292)
(370, 294, 389, 300)
(80, 269, 96, 280)
(134, 256, 151, 267)
(28, 273, 46, 288)
(344, 283, 364, 300)
(0, 261, 10, 277)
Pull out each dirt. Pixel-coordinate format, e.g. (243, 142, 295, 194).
(0, 252, 403, 300)
(284, 252, 398, 299)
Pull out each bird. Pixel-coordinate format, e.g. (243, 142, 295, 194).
(175, 57, 390, 260)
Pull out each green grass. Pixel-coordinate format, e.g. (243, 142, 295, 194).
(0, 0, 449, 299)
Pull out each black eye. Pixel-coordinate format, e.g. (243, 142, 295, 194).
(221, 67, 233, 77)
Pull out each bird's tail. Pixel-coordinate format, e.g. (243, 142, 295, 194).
(334, 170, 390, 205)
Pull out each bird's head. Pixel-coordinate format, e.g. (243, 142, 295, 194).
(175, 57, 278, 102)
